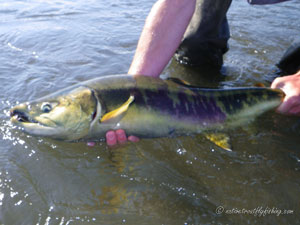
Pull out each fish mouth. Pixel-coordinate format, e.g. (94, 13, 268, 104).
(10, 109, 39, 124)
(10, 108, 60, 137)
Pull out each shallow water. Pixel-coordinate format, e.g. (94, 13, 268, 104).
(0, 0, 300, 224)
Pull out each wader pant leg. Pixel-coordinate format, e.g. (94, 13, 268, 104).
(174, 0, 232, 69)
(277, 37, 300, 74)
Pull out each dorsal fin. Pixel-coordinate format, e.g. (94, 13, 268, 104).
(254, 82, 265, 88)
(165, 77, 216, 90)
(166, 77, 191, 86)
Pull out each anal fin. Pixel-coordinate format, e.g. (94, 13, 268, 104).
(205, 133, 232, 152)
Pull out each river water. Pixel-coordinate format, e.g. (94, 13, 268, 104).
(0, 0, 300, 224)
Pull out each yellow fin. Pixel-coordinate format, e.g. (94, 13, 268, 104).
(205, 133, 232, 151)
(101, 95, 135, 123)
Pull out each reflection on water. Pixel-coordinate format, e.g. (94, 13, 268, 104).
(0, 0, 300, 224)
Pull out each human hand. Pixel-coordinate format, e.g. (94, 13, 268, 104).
(105, 129, 140, 147)
(86, 130, 139, 147)
(271, 70, 300, 115)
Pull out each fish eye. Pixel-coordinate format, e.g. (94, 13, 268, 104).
(41, 102, 52, 113)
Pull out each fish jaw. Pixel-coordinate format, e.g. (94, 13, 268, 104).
(10, 102, 63, 137)
(11, 115, 64, 137)
(10, 87, 99, 141)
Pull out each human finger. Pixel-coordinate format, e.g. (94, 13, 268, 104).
(106, 130, 118, 146)
(116, 129, 128, 144)
(128, 135, 140, 142)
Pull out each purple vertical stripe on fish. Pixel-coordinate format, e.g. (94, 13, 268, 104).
(140, 89, 226, 125)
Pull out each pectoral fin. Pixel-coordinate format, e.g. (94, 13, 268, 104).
(205, 133, 232, 151)
(101, 95, 135, 123)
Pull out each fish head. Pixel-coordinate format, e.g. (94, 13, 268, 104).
(10, 86, 99, 141)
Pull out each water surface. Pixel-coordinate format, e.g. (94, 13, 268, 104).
(0, 0, 300, 224)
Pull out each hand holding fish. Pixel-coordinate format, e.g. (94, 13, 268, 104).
(271, 70, 300, 115)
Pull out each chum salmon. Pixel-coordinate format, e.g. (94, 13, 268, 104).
(10, 75, 284, 149)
